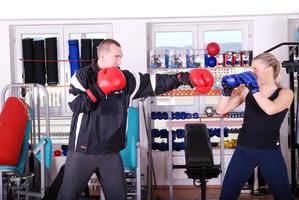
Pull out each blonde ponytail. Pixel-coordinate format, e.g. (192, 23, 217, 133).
(253, 53, 281, 87)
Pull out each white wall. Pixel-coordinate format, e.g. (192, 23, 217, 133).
(0, 13, 299, 185)
(0, 22, 13, 96)
(112, 20, 148, 73)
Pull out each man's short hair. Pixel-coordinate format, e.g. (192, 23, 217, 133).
(97, 39, 121, 56)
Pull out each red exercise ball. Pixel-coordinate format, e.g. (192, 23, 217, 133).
(207, 42, 220, 56)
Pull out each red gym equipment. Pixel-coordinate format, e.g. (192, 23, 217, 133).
(207, 42, 220, 57)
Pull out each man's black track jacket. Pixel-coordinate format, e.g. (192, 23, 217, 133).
(68, 61, 182, 154)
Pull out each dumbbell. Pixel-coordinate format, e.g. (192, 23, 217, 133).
(61, 145, 69, 156)
(209, 128, 214, 137)
(172, 140, 185, 151)
(162, 112, 168, 119)
(160, 129, 168, 138)
(214, 128, 220, 137)
(176, 129, 185, 138)
(151, 129, 160, 138)
(186, 113, 192, 119)
(180, 112, 187, 119)
(192, 112, 199, 119)
(171, 112, 175, 120)
(178, 142, 185, 151)
(160, 141, 168, 151)
(175, 112, 181, 119)
(172, 130, 177, 140)
(224, 127, 229, 137)
(173, 141, 179, 151)
(151, 112, 157, 120)
(156, 112, 163, 120)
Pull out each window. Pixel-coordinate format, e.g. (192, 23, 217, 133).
(288, 20, 299, 42)
(13, 24, 112, 117)
(288, 20, 299, 98)
(204, 30, 243, 52)
(149, 24, 197, 107)
(197, 22, 251, 50)
(155, 32, 193, 50)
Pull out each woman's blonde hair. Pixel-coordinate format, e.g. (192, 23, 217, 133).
(253, 52, 281, 87)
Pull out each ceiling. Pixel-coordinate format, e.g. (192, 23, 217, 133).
(1, 0, 299, 20)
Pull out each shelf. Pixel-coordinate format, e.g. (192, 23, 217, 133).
(152, 148, 235, 156)
(159, 88, 222, 96)
(151, 115, 243, 120)
(149, 66, 252, 72)
(199, 115, 240, 119)
(165, 118, 243, 127)
(45, 84, 70, 88)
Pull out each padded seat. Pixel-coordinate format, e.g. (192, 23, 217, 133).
(0, 103, 32, 200)
(184, 123, 221, 200)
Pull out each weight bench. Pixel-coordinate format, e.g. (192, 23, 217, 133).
(184, 123, 221, 200)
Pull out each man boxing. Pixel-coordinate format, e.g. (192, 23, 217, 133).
(58, 39, 214, 200)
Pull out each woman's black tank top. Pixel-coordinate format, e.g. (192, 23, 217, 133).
(237, 88, 288, 149)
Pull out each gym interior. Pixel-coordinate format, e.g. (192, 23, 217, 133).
(0, 1, 299, 199)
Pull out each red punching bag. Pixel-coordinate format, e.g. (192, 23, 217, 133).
(0, 97, 29, 166)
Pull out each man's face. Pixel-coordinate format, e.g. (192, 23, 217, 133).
(101, 44, 123, 68)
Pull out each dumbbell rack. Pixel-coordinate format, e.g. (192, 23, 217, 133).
(152, 112, 246, 195)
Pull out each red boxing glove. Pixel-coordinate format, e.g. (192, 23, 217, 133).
(97, 67, 126, 95)
(189, 69, 214, 94)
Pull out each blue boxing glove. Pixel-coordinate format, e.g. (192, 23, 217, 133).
(236, 71, 259, 94)
(221, 74, 241, 96)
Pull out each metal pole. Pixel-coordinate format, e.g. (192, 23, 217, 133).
(220, 117, 225, 183)
(168, 110, 173, 200)
(136, 142, 141, 200)
(0, 172, 3, 200)
(36, 84, 51, 189)
(264, 42, 299, 53)
(140, 98, 156, 200)
(36, 84, 50, 138)
(290, 72, 297, 191)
